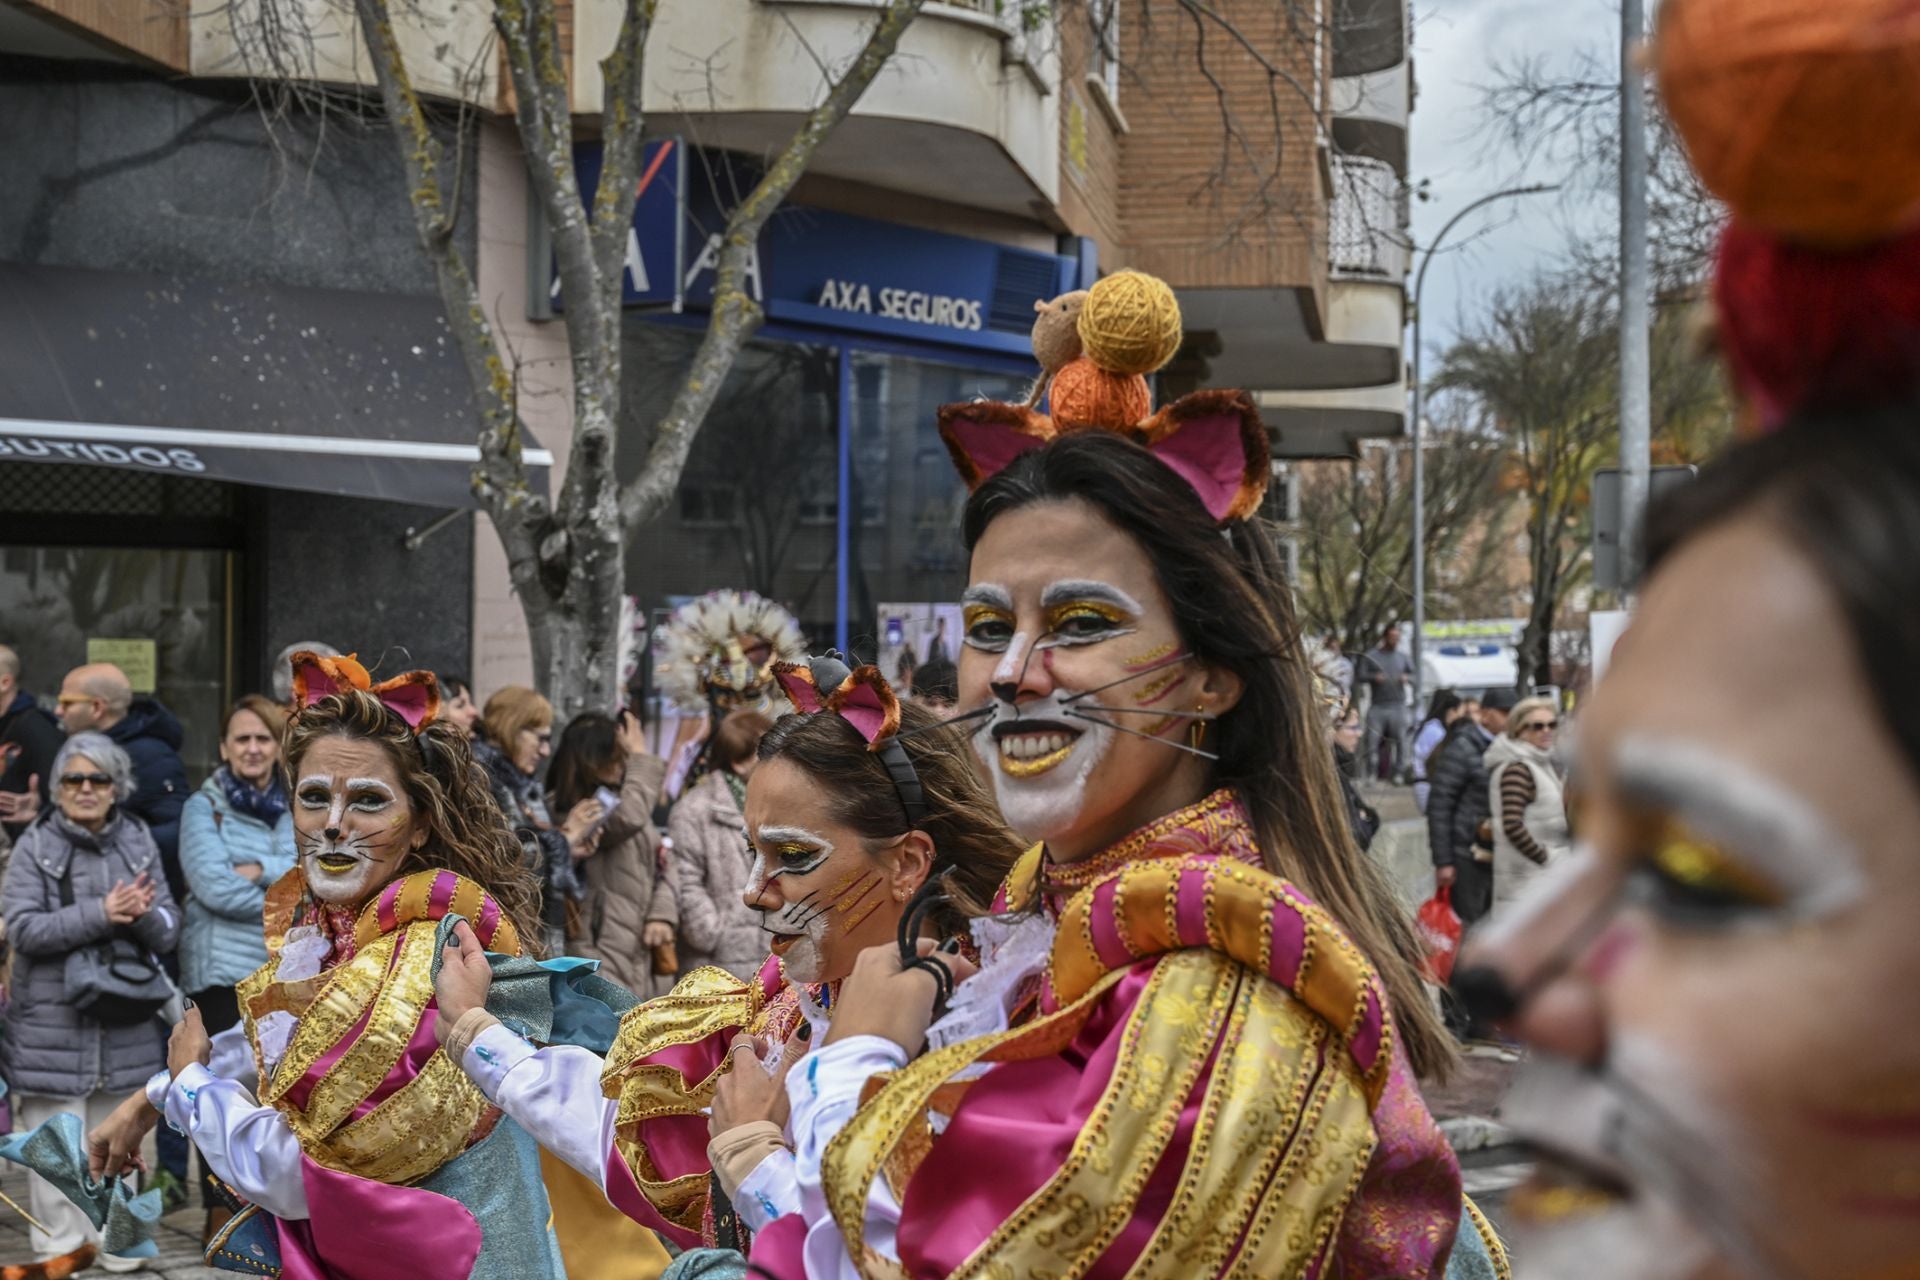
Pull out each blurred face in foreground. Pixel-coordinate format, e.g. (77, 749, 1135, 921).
(1464, 511, 1920, 1280)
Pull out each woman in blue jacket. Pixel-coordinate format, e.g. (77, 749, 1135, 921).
(176, 694, 294, 1237)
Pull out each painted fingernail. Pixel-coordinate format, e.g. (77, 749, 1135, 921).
(182, 996, 195, 1010)
(795, 1021, 813, 1041)
(939, 938, 961, 954)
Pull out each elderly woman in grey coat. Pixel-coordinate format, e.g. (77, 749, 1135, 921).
(1, 732, 178, 1274)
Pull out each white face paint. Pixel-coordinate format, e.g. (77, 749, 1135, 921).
(1503, 1036, 1766, 1280)
(748, 825, 845, 984)
(971, 692, 1114, 843)
(293, 764, 411, 907)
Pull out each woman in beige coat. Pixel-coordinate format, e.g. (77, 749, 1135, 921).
(664, 709, 773, 982)
(548, 710, 679, 998)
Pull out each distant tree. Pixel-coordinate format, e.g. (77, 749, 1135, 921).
(1291, 413, 1516, 654)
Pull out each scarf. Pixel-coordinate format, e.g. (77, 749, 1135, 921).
(219, 765, 289, 827)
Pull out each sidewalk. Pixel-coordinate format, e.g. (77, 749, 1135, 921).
(0, 1163, 216, 1278)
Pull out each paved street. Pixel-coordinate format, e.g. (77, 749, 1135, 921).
(0, 1163, 217, 1277)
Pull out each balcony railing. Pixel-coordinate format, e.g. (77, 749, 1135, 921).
(1329, 154, 1409, 280)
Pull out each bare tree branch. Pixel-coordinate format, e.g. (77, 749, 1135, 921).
(618, 0, 929, 531)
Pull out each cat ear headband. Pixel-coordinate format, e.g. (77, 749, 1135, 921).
(289, 651, 441, 733)
(939, 387, 1271, 523)
(939, 269, 1268, 522)
(773, 655, 928, 830)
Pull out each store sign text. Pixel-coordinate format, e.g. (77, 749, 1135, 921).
(0, 435, 207, 472)
(815, 279, 985, 332)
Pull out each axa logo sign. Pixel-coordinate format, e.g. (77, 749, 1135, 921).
(813, 280, 984, 332)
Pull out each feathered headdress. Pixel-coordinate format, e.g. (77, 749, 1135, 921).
(939, 269, 1271, 523)
(654, 590, 807, 715)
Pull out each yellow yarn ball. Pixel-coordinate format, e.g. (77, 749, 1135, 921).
(1076, 271, 1184, 376)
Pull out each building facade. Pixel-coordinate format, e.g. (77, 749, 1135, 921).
(0, 0, 1414, 746)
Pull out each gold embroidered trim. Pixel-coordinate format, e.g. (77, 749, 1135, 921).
(1463, 1195, 1513, 1280)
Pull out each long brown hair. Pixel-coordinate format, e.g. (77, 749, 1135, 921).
(757, 700, 1023, 939)
(964, 432, 1455, 1079)
(283, 689, 545, 953)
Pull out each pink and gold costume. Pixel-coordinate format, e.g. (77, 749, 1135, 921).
(809, 789, 1501, 1279)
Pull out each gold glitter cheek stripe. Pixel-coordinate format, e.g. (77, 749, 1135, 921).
(1130, 668, 1182, 707)
(951, 952, 1238, 1279)
(836, 875, 887, 934)
(1123, 640, 1180, 670)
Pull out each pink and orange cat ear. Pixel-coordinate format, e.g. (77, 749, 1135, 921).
(771, 659, 902, 750)
(1136, 389, 1272, 523)
(938, 400, 1057, 492)
(368, 670, 440, 732)
(288, 650, 440, 733)
(289, 652, 372, 708)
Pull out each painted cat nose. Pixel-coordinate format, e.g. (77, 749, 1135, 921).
(325, 826, 341, 841)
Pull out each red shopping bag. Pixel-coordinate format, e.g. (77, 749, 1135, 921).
(1415, 886, 1464, 984)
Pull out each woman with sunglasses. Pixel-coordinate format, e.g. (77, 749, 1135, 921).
(1, 733, 178, 1274)
(1483, 695, 1570, 920)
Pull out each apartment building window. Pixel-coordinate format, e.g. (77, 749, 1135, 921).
(1090, 0, 1120, 103)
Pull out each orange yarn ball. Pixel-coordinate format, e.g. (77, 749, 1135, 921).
(1655, 0, 1920, 246)
(1049, 357, 1150, 431)
(1077, 271, 1184, 376)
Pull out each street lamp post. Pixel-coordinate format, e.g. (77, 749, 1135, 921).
(1409, 183, 1557, 708)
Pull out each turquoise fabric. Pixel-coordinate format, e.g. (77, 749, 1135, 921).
(0, 1112, 164, 1258)
(428, 915, 639, 1053)
(660, 1248, 750, 1280)
(420, 1115, 566, 1280)
(1445, 1206, 1505, 1280)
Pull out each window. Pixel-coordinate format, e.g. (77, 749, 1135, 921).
(1090, 0, 1120, 103)
(678, 484, 738, 527)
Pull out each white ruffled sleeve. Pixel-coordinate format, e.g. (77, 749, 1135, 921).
(460, 1022, 621, 1192)
(786, 1035, 909, 1280)
(151, 1061, 309, 1220)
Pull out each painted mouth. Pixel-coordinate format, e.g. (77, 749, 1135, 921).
(1508, 1143, 1634, 1226)
(313, 853, 362, 874)
(766, 932, 802, 956)
(992, 721, 1082, 778)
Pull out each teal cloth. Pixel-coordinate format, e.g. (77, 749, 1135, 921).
(421, 1115, 566, 1280)
(660, 1248, 749, 1280)
(429, 915, 639, 1054)
(1445, 1206, 1505, 1280)
(0, 1112, 164, 1258)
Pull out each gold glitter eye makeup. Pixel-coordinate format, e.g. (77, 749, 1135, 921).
(1631, 818, 1787, 923)
(1041, 599, 1133, 642)
(963, 604, 1017, 652)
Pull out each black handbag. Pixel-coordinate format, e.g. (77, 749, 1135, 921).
(58, 860, 175, 1026)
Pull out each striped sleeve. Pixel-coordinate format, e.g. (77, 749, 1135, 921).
(1498, 763, 1548, 864)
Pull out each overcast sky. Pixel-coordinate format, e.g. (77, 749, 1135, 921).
(1407, 0, 1628, 360)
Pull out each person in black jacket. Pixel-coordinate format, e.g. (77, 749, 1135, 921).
(54, 664, 190, 903)
(0, 645, 64, 840)
(1424, 687, 1516, 925)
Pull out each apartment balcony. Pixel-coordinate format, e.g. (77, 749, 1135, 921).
(1330, 155, 1411, 282)
(1331, 58, 1410, 177)
(1333, 0, 1408, 78)
(189, 0, 500, 106)
(574, 0, 1060, 219)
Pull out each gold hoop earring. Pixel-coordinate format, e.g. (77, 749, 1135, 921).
(1189, 703, 1208, 752)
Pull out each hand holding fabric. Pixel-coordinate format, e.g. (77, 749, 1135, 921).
(709, 1025, 809, 1137)
(168, 1005, 212, 1077)
(86, 1093, 159, 1180)
(434, 920, 495, 1040)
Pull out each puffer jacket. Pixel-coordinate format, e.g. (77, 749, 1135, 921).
(565, 753, 679, 999)
(104, 698, 190, 900)
(666, 770, 763, 981)
(1425, 720, 1493, 869)
(177, 774, 296, 993)
(1, 809, 180, 1097)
